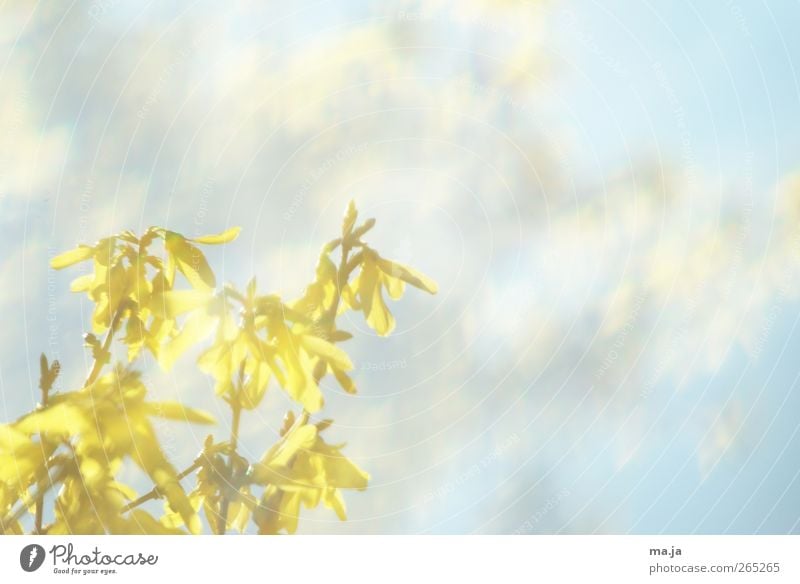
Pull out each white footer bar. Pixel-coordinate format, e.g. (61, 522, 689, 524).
(1, 536, 798, 583)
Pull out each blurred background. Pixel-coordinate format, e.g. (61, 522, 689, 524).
(2, 0, 800, 533)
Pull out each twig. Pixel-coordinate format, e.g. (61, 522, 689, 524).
(121, 460, 202, 513)
(84, 303, 126, 387)
(27, 304, 124, 532)
(217, 362, 245, 535)
(5, 465, 68, 528)
(34, 355, 59, 534)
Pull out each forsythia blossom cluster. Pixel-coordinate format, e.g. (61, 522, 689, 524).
(0, 201, 436, 534)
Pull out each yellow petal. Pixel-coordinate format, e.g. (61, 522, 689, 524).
(367, 285, 395, 336)
(323, 489, 347, 521)
(299, 335, 353, 371)
(14, 403, 89, 437)
(191, 226, 241, 245)
(342, 200, 358, 235)
(280, 491, 302, 534)
(50, 245, 94, 269)
(0, 424, 31, 449)
(78, 457, 106, 488)
(176, 245, 215, 289)
(383, 273, 405, 300)
(316, 441, 370, 490)
(242, 358, 271, 410)
(333, 368, 357, 394)
(232, 499, 251, 533)
(131, 422, 199, 531)
(357, 259, 379, 319)
(377, 258, 438, 294)
(165, 232, 216, 289)
(69, 273, 94, 293)
(252, 423, 318, 484)
(145, 402, 216, 425)
(111, 481, 138, 501)
(149, 289, 212, 319)
(158, 310, 216, 370)
(124, 315, 146, 361)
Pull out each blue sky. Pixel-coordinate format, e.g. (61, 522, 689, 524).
(1, 0, 800, 534)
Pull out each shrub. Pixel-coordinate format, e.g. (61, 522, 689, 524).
(0, 201, 436, 535)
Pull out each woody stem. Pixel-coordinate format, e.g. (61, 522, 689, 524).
(121, 460, 202, 514)
(33, 389, 51, 534)
(325, 244, 351, 325)
(217, 362, 245, 535)
(84, 302, 127, 387)
(8, 464, 68, 530)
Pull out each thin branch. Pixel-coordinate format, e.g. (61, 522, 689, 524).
(4, 465, 68, 528)
(84, 302, 126, 387)
(120, 459, 202, 514)
(217, 362, 245, 535)
(25, 303, 125, 532)
(34, 357, 56, 534)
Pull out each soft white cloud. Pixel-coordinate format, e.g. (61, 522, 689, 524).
(2, 0, 799, 534)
